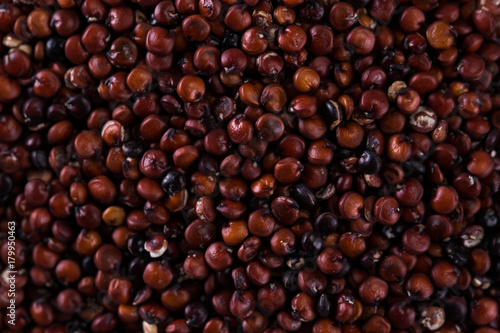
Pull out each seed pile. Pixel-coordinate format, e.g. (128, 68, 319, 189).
(0, 0, 500, 332)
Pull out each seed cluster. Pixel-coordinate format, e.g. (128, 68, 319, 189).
(0, 0, 500, 332)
